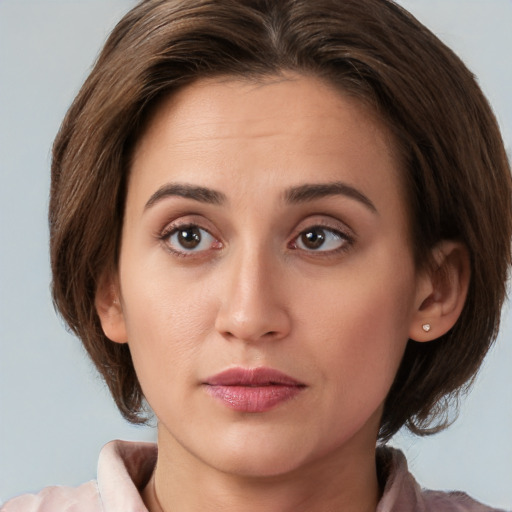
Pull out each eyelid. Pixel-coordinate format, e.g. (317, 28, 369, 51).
(291, 215, 355, 240)
(158, 213, 218, 238)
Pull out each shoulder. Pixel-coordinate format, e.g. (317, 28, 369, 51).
(1, 439, 157, 512)
(421, 489, 509, 512)
(1, 481, 102, 512)
(377, 447, 508, 512)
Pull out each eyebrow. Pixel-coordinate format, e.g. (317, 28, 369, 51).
(144, 183, 226, 210)
(284, 182, 377, 213)
(144, 180, 377, 213)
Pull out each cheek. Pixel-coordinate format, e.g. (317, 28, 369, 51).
(296, 248, 416, 394)
(118, 258, 218, 390)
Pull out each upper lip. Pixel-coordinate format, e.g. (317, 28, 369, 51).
(204, 367, 305, 387)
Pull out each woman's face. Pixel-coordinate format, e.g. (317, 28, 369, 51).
(108, 75, 427, 477)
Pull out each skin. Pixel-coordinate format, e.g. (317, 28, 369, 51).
(96, 74, 469, 512)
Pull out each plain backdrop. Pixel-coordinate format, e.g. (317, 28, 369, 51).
(0, 0, 511, 509)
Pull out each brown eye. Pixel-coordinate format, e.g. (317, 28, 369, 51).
(300, 228, 326, 249)
(164, 224, 219, 254)
(177, 227, 202, 249)
(294, 226, 348, 252)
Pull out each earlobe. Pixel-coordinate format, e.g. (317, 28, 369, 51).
(95, 275, 128, 344)
(409, 241, 470, 342)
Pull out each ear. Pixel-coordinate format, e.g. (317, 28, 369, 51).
(409, 241, 470, 342)
(95, 273, 128, 344)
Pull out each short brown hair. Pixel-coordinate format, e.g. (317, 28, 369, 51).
(50, 0, 511, 441)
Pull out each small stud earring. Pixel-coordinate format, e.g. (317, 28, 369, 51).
(422, 323, 431, 332)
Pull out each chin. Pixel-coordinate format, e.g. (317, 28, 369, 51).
(197, 425, 332, 479)
(212, 448, 311, 479)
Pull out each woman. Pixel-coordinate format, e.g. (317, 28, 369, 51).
(2, 0, 510, 510)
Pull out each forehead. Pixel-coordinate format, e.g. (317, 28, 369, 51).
(137, 74, 395, 153)
(128, 74, 408, 223)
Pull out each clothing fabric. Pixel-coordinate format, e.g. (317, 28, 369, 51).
(1, 440, 506, 512)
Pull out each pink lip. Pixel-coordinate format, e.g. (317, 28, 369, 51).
(203, 367, 306, 413)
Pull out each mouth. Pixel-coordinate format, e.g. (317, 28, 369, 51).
(203, 367, 306, 413)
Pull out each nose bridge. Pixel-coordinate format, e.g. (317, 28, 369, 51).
(215, 240, 290, 342)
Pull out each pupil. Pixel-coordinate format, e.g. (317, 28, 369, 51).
(178, 227, 201, 249)
(302, 228, 325, 249)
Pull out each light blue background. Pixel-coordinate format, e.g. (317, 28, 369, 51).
(1, 1, 511, 508)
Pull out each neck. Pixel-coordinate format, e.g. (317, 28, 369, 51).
(142, 428, 381, 512)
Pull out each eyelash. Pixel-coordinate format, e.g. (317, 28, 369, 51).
(159, 220, 354, 258)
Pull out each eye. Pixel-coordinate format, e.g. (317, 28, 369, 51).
(163, 224, 221, 254)
(293, 226, 349, 252)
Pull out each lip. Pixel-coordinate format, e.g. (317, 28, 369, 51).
(203, 367, 306, 413)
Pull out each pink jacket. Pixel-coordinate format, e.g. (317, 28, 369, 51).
(1, 440, 506, 511)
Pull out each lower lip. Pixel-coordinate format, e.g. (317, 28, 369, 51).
(204, 385, 303, 413)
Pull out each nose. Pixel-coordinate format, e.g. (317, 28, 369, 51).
(214, 247, 292, 343)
